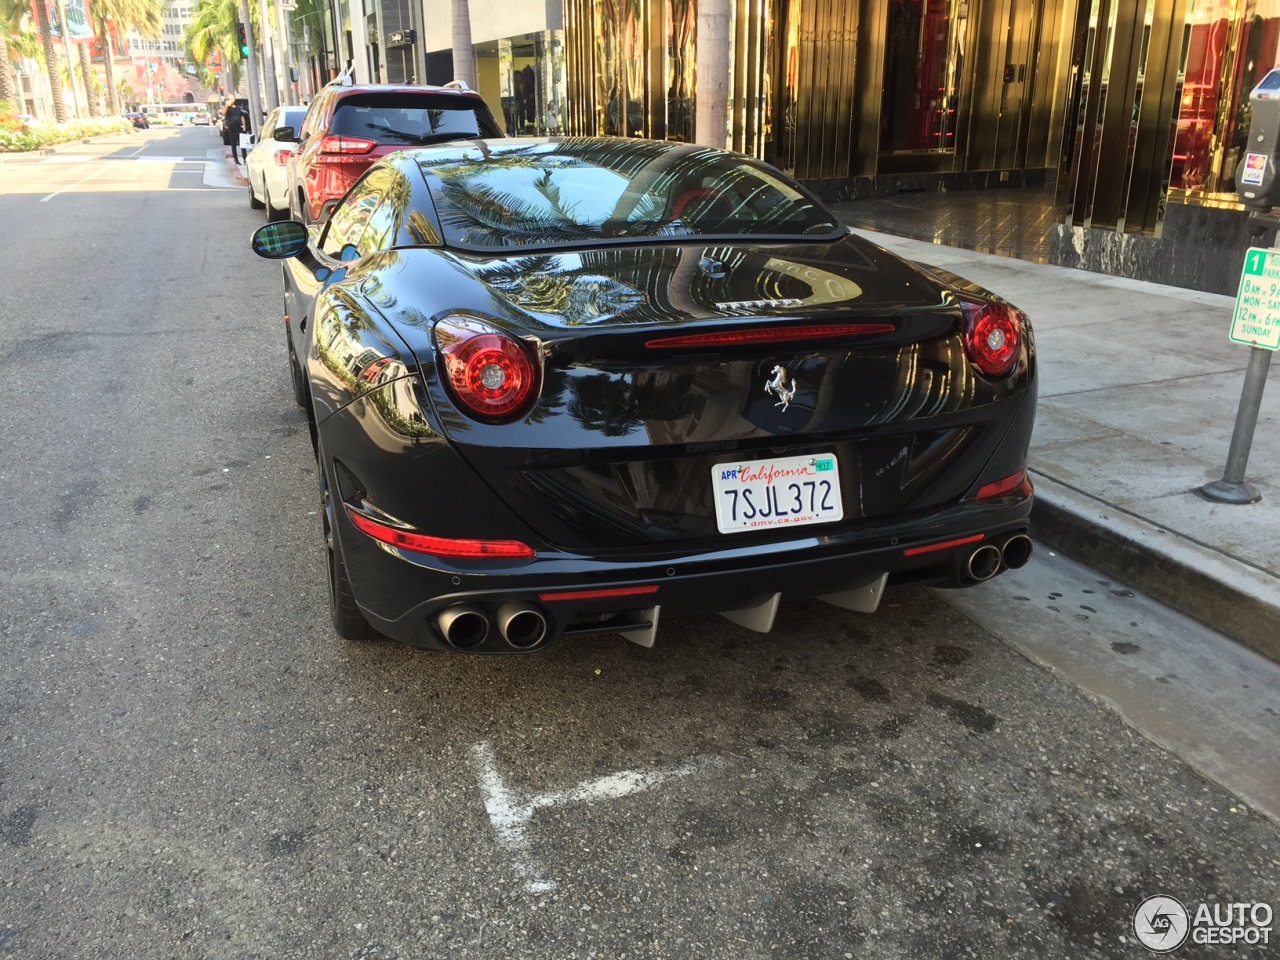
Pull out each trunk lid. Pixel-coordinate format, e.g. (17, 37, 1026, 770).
(385, 236, 1026, 550)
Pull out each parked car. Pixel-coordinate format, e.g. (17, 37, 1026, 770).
(124, 112, 150, 130)
(250, 137, 1037, 653)
(286, 81, 502, 225)
(246, 105, 307, 221)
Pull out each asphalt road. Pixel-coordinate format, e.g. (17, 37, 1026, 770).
(0, 128, 1277, 960)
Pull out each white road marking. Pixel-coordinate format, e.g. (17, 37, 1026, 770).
(39, 163, 113, 202)
(37, 152, 238, 189)
(469, 740, 717, 893)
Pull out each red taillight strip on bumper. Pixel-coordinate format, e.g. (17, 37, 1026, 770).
(645, 323, 896, 349)
(346, 507, 536, 559)
(976, 469, 1033, 501)
(902, 533, 986, 557)
(537, 584, 660, 603)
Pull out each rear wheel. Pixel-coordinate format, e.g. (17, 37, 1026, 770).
(248, 175, 264, 209)
(319, 455, 375, 643)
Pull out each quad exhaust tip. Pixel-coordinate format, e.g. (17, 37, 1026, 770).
(966, 544, 1003, 582)
(436, 604, 489, 649)
(1001, 534, 1033, 569)
(496, 602, 549, 650)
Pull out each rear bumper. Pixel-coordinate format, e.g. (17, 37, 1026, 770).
(345, 494, 1033, 652)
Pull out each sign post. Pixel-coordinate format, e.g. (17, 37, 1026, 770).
(1201, 247, 1279, 504)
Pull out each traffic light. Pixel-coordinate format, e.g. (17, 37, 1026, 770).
(236, 22, 249, 58)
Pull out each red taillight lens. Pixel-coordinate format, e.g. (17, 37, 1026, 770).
(317, 135, 376, 155)
(346, 507, 536, 559)
(272, 149, 292, 166)
(960, 300, 1022, 377)
(435, 316, 540, 423)
(976, 469, 1033, 501)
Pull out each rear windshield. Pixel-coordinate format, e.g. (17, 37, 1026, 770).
(417, 139, 842, 250)
(331, 93, 502, 146)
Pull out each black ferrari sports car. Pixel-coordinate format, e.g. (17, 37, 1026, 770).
(251, 137, 1036, 653)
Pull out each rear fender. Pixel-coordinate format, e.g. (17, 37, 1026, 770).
(303, 284, 436, 430)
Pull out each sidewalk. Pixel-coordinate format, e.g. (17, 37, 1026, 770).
(838, 221, 1280, 662)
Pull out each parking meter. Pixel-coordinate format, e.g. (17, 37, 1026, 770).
(1236, 68, 1280, 209)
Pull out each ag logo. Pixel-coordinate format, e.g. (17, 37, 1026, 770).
(1134, 895, 1190, 953)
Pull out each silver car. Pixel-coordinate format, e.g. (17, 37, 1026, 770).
(247, 106, 307, 221)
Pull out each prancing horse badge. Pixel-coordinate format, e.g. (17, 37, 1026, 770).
(764, 365, 798, 411)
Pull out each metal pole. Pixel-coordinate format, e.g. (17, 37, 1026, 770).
(276, 3, 291, 104)
(1201, 346, 1274, 504)
(238, 0, 263, 145)
(257, 0, 279, 110)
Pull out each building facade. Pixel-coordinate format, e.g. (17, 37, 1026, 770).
(558, 0, 1279, 292)
(306, 0, 1275, 291)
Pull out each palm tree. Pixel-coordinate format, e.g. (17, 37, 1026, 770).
(451, 0, 474, 89)
(184, 0, 243, 93)
(90, 0, 163, 115)
(1, 0, 25, 107)
(77, 41, 99, 115)
(32, 0, 66, 122)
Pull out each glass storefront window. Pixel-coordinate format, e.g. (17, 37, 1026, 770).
(596, 0, 646, 136)
(1170, 0, 1280, 194)
(879, 0, 965, 154)
(496, 31, 567, 137)
(669, 0, 697, 142)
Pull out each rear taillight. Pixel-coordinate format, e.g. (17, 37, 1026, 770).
(434, 316, 541, 423)
(346, 507, 536, 559)
(960, 300, 1022, 377)
(272, 149, 292, 166)
(317, 135, 376, 156)
(976, 469, 1033, 501)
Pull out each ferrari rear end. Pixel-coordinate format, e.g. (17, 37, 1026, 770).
(281, 139, 1036, 653)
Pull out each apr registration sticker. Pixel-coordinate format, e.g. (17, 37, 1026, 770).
(1242, 153, 1268, 186)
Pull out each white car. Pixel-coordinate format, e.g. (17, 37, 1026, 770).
(247, 106, 307, 221)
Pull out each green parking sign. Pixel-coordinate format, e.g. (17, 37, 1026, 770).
(1232, 248, 1280, 350)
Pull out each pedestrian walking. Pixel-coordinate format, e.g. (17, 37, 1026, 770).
(222, 99, 245, 161)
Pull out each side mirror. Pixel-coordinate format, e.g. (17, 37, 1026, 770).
(251, 220, 309, 260)
(273, 125, 298, 143)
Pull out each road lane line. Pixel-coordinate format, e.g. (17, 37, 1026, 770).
(39, 162, 112, 202)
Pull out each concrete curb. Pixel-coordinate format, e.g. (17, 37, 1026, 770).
(1029, 471, 1280, 664)
(0, 146, 57, 162)
(0, 131, 135, 163)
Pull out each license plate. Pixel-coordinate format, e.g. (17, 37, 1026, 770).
(712, 453, 843, 534)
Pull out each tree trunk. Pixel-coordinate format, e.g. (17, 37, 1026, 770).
(102, 31, 119, 115)
(451, 0, 475, 90)
(78, 41, 100, 116)
(0, 33, 14, 107)
(34, 0, 68, 122)
(694, 0, 730, 149)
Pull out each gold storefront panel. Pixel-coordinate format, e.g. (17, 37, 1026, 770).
(564, 0, 776, 150)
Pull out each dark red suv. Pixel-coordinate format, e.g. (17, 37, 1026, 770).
(288, 83, 503, 224)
